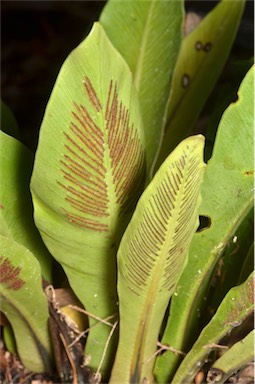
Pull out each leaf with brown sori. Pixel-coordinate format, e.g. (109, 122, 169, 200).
(0, 257, 24, 290)
(0, 131, 52, 281)
(31, 23, 145, 379)
(0, 235, 52, 372)
(58, 78, 144, 233)
(154, 66, 254, 384)
(110, 136, 205, 383)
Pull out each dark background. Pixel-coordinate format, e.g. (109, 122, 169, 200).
(1, 1, 254, 152)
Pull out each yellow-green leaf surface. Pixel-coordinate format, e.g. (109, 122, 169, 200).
(207, 330, 254, 384)
(171, 272, 254, 384)
(100, 0, 183, 177)
(154, 66, 254, 383)
(0, 235, 52, 372)
(110, 135, 205, 383)
(30, 23, 145, 378)
(0, 131, 51, 280)
(155, 0, 245, 172)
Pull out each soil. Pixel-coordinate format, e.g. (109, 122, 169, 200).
(0, 340, 54, 384)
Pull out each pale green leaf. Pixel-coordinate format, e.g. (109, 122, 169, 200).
(155, 0, 245, 172)
(100, 0, 183, 177)
(171, 272, 254, 384)
(154, 66, 254, 383)
(30, 22, 145, 379)
(207, 330, 254, 384)
(0, 234, 52, 372)
(110, 135, 205, 383)
(0, 131, 52, 281)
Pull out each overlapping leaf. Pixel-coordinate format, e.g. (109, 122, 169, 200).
(30, 23, 145, 378)
(171, 272, 254, 384)
(100, 0, 183, 177)
(207, 330, 254, 384)
(155, 0, 245, 172)
(0, 131, 52, 280)
(110, 135, 205, 383)
(207, 208, 253, 316)
(0, 235, 52, 372)
(154, 65, 254, 383)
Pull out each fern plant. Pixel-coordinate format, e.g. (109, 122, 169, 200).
(0, 1, 253, 383)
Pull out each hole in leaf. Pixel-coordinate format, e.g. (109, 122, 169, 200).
(203, 42, 212, 52)
(244, 170, 254, 176)
(181, 74, 190, 88)
(207, 368, 223, 383)
(197, 215, 211, 232)
(195, 41, 203, 51)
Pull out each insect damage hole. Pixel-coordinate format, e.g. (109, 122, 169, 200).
(203, 42, 212, 52)
(197, 215, 211, 232)
(195, 41, 203, 51)
(181, 74, 190, 88)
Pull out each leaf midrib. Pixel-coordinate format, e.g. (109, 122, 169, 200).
(131, 162, 190, 379)
(134, 1, 155, 91)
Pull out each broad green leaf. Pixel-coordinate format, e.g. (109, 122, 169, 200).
(171, 272, 254, 384)
(100, 0, 183, 177)
(110, 135, 205, 383)
(30, 23, 145, 379)
(207, 330, 254, 384)
(154, 66, 254, 382)
(204, 58, 254, 162)
(0, 234, 52, 372)
(0, 131, 52, 281)
(155, 0, 245, 172)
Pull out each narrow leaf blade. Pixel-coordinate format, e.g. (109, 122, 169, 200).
(155, 0, 245, 171)
(110, 135, 205, 383)
(100, 0, 183, 176)
(207, 330, 254, 384)
(207, 208, 253, 316)
(171, 272, 254, 384)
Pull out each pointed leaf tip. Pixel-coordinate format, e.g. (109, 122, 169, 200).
(31, 20, 146, 377)
(111, 135, 205, 383)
